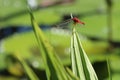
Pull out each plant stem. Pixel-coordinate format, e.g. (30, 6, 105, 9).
(107, 58, 112, 80)
(107, 6, 112, 42)
(106, 0, 113, 42)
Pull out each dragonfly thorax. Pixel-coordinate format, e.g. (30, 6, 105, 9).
(72, 17, 85, 25)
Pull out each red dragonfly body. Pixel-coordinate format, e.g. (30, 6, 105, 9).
(71, 17, 85, 25)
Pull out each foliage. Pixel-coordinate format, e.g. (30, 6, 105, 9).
(71, 27, 98, 80)
(17, 9, 98, 80)
(16, 54, 39, 80)
(29, 9, 76, 80)
(0, 0, 120, 79)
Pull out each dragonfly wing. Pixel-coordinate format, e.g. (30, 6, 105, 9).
(54, 19, 72, 28)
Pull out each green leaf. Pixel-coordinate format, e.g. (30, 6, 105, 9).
(107, 58, 112, 80)
(71, 27, 98, 80)
(66, 67, 80, 80)
(29, 9, 75, 80)
(16, 55, 39, 80)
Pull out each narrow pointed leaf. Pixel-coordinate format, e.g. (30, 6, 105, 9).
(66, 67, 80, 80)
(16, 55, 39, 80)
(29, 9, 75, 80)
(71, 27, 98, 80)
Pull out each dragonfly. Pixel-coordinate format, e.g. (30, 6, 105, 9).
(70, 13, 85, 25)
(54, 13, 85, 28)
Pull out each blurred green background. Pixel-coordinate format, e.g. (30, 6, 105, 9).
(0, 0, 120, 80)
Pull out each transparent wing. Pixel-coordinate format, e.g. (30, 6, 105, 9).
(53, 19, 72, 29)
